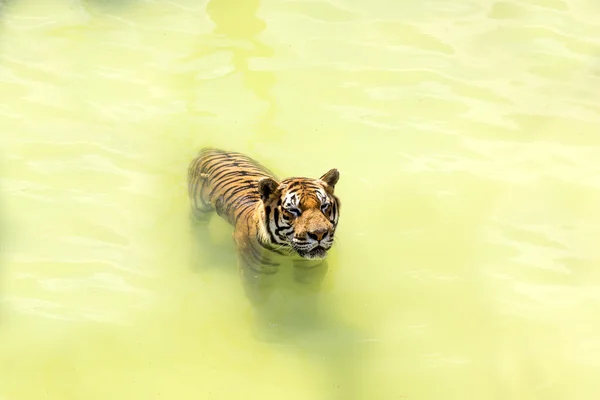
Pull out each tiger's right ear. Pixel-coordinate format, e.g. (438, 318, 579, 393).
(319, 168, 339, 190)
(257, 177, 280, 203)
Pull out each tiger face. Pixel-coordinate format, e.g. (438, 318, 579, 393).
(258, 169, 340, 260)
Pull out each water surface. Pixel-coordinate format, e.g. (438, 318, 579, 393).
(1, 0, 600, 399)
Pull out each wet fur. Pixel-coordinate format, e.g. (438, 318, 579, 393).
(187, 148, 340, 305)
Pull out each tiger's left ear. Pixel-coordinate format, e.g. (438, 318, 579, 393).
(319, 168, 339, 190)
(257, 177, 280, 203)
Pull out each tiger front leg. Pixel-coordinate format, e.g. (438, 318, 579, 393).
(292, 259, 328, 289)
(289, 259, 329, 326)
(238, 258, 279, 308)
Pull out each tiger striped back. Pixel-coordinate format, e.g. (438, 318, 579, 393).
(187, 148, 277, 225)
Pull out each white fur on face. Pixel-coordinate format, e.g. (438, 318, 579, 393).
(283, 192, 299, 209)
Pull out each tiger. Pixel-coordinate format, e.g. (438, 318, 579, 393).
(187, 147, 341, 305)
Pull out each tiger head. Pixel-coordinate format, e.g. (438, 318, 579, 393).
(258, 169, 340, 260)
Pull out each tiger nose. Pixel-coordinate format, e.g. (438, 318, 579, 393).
(307, 228, 328, 242)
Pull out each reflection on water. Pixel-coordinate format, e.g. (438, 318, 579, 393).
(206, 0, 279, 144)
(256, 302, 370, 400)
(81, 0, 138, 12)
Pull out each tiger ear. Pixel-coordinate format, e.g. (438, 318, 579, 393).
(257, 177, 280, 202)
(319, 168, 339, 189)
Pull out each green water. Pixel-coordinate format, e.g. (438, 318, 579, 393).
(1, 0, 600, 399)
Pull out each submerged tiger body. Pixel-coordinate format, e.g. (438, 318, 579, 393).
(187, 148, 340, 304)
